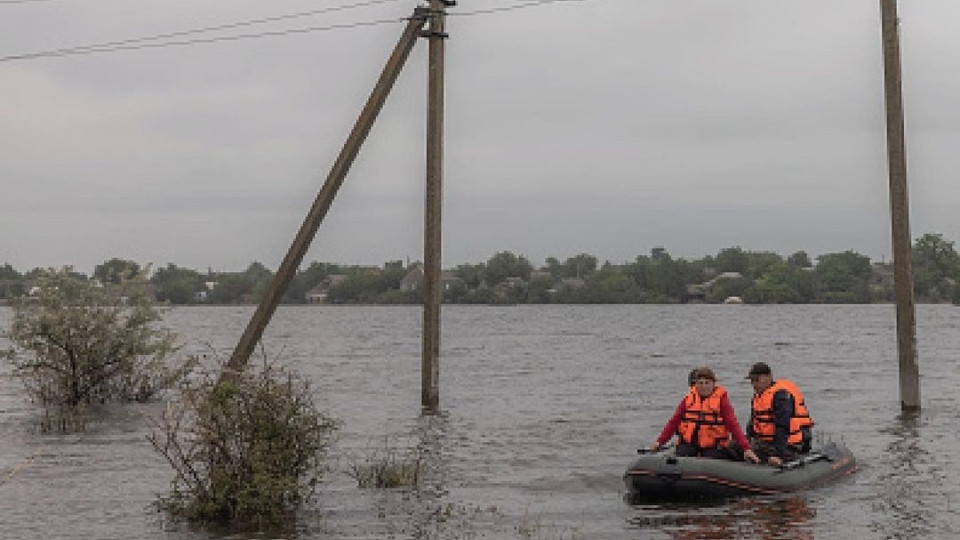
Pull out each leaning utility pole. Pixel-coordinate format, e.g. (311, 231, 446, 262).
(879, 0, 920, 411)
(422, 0, 453, 412)
(224, 10, 429, 376)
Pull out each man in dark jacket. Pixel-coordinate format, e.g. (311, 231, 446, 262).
(745, 362, 814, 466)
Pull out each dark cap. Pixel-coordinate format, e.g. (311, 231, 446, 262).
(746, 362, 772, 378)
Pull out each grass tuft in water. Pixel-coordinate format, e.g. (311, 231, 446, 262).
(349, 440, 422, 489)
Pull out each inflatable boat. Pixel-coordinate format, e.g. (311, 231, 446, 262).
(623, 442, 856, 502)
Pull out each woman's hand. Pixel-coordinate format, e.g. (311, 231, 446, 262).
(744, 449, 760, 464)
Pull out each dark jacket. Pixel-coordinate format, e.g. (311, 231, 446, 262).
(747, 388, 797, 458)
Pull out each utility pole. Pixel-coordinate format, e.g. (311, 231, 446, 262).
(879, 0, 920, 411)
(422, 0, 453, 412)
(224, 10, 429, 376)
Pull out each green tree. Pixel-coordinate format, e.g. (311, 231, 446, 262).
(714, 247, 749, 275)
(912, 233, 960, 301)
(483, 251, 532, 286)
(3, 269, 193, 431)
(94, 258, 142, 285)
(814, 250, 873, 303)
(206, 273, 253, 304)
(0, 262, 20, 280)
(744, 251, 784, 279)
(453, 262, 485, 289)
(244, 262, 274, 302)
(749, 262, 807, 303)
(543, 257, 563, 278)
(787, 251, 813, 269)
(151, 263, 205, 304)
(580, 265, 645, 303)
(150, 360, 338, 527)
(628, 248, 687, 302)
(525, 273, 555, 303)
(325, 273, 384, 304)
(380, 260, 407, 291)
(561, 253, 598, 279)
(0, 263, 23, 299)
(705, 275, 752, 303)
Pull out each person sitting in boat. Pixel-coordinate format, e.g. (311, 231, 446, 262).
(650, 367, 760, 463)
(745, 362, 814, 467)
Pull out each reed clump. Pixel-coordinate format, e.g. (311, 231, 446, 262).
(350, 439, 423, 489)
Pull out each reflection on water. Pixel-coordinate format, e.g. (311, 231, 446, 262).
(871, 411, 955, 540)
(627, 496, 814, 540)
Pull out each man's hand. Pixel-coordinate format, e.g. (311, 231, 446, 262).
(768, 456, 783, 467)
(744, 449, 760, 464)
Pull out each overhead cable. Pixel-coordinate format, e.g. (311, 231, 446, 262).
(1, 0, 596, 63)
(0, 17, 403, 62)
(1, 0, 404, 56)
(450, 0, 588, 17)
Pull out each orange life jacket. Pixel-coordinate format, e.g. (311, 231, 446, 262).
(677, 385, 731, 450)
(750, 379, 814, 445)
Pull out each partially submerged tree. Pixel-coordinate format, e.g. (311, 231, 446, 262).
(150, 358, 339, 527)
(2, 268, 193, 430)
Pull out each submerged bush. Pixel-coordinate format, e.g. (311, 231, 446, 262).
(2, 268, 194, 431)
(150, 358, 339, 527)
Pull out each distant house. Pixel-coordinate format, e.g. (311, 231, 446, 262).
(195, 281, 217, 301)
(529, 270, 552, 282)
(326, 274, 348, 288)
(702, 271, 743, 289)
(355, 266, 382, 276)
(304, 275, 348, 304)
(400, 265, 423, 292)
(493, 276, 524, 299)
(400, 266, 464, 293)
(683, 284, 706, 303)
(440, 271, 464, 292)
(548, 277, 586, 295)
(559, 277, 586, 289)
(871, 263, 895, 289)
(305, 284, 327, 304)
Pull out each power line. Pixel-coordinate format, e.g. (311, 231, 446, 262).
(1, 17, 405, 62)
(1, 0, 408, 62)
(451, 0, 589, 17)
(2, 0, 405, 53)
(0, 0, 71, 4)
(1, 0, 597, 63)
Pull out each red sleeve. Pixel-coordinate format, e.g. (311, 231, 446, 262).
(720, 394, 751, 450)
(656, 399, 686, 446)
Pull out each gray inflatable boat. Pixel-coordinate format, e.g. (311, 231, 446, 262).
(623, 442, 857, 502)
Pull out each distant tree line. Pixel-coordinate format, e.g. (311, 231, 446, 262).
(3, 232, 960, 305)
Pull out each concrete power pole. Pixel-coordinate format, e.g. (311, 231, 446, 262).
(879, 0, 920, 411)
(422, 0, 453, 412)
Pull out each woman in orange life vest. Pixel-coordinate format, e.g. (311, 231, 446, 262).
(745, 362, 814, 467)
(650, 367, 760, 463)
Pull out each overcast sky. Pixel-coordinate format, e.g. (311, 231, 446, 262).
(3, 0, 960, 275)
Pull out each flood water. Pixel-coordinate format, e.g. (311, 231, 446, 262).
(1, 304, 958, 539)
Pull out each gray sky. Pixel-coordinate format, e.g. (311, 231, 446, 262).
(3, 0, 960, 275)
